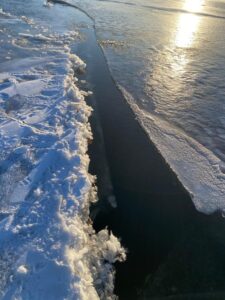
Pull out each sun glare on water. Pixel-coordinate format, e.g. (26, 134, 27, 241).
(145, 0, 206, 99)
(184, 0, 204, 12)
(175, 0, 204, 48)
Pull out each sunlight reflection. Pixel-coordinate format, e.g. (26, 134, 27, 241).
(145, 0, 205, 107)
(184, 0, 204, 12)
(170, 52, 189, 74)
(175, 0, 204, 48)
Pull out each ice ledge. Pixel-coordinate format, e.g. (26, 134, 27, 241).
(120, 86, 225, 215)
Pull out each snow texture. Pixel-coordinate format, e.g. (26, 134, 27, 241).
(0, 8, 125, 300)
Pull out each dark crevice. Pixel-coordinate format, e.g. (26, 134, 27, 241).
(77, 31, 225, 300)
(63, 5, 225, 300)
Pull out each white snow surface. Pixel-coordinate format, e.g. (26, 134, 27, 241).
(0, 8, 125, 300)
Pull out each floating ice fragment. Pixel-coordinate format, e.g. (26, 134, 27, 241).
(17, 265, 28, 275)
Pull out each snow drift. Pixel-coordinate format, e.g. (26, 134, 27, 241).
(0, 7, 125, 300)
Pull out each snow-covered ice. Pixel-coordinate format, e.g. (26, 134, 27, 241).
(0, 6, 125, 300)
(121, 87, 225, 214)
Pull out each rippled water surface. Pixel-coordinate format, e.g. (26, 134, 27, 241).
(71, 0, 225, 212)
(72, 0, 225, 158)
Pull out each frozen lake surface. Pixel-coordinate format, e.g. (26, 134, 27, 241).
(71, 0, 225, 213)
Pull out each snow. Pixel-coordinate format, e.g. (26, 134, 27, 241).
(0, 7, 125, 300)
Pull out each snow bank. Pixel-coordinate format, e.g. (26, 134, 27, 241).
(0, 8, 125, 300)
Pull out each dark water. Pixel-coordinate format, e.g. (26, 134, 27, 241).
(73, 13, 225, 299)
